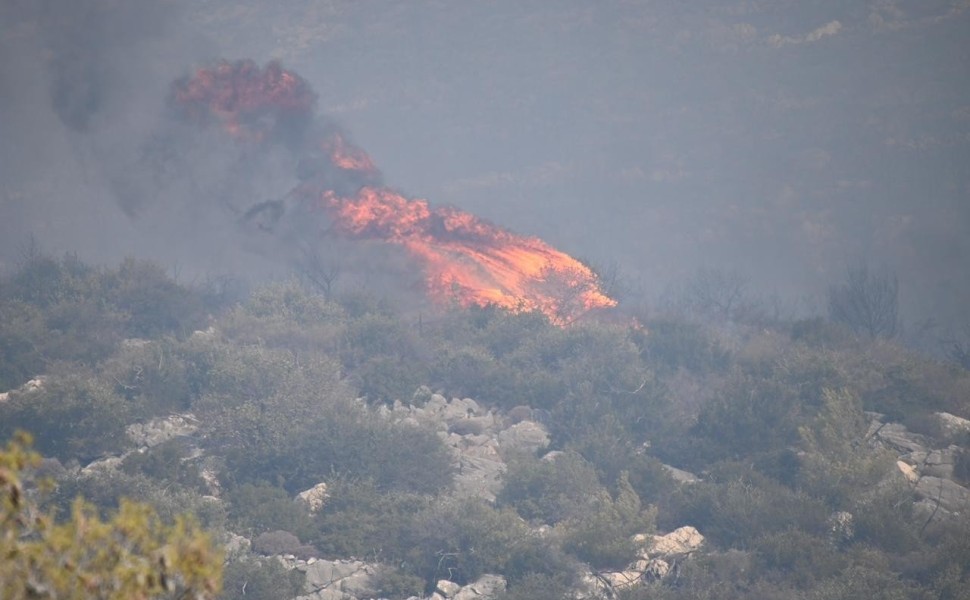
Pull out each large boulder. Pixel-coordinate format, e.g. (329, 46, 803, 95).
(296, 482, 330, 514)
(914, 476, 970, 514)
(126, 413, 199, 448)
(0, 377, 45, 403)
(872, 422, 928, 454)
(645, 526, 705, 557)
(936, 412, 970, 438)
(298, 559, 381, 600)
(662, 464, 700, 484)
(496, 421, 550, 455)
(434, 579, 462, 598)
(454, 574, 507, 599)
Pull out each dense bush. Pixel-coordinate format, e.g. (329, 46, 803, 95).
(559, 473, 656, 570)
(309, 479, 431, 559)
(0, 369, 131, 462)
(498, 452, 603, 524)
(400, 498, 577, 589)
(637, 318, 730, 373)
(225, 483, 313, 537)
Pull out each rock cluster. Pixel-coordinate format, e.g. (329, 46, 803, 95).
(380, 393, 550, 501)
(430, 575, 507, 600)
(0, 377, 45, 403)
(869, 412, 970, 517)
(279, 558, 384, 600)
(578, 526, 705, 597)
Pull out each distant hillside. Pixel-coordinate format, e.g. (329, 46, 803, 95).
(1, 252, 969, 599)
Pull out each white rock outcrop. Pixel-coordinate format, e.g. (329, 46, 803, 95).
(296, 482, 330, 515)
(126, 413, 199, 448)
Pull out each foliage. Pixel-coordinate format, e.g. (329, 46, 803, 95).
(121, 439, 208, 494)
(637, 318, 730, 373)
(498, 451, 603, 524)
(251, 530, 316, 558)
(0, 433, 222, 600)
(827, 265, 899, 339)
(796, 388, 894, 504)
(0, 370, 132, 462)
(308, 479, 430, 559)
(3, 252, 970, 599)
(496, 572, 576, 600)
(225, 483, 313, 537)
(52, 469, 226, 531)
(559, 472, 656, 570)
(659, 466, 828, 549)
(373, 569, 427, 600)
(401, 498, 577, 588)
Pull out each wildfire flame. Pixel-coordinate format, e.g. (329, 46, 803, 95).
(171, 60, 616, 325)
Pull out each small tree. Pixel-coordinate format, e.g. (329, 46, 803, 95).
(827, 265, 899, 339)
(0, 433, 222, 599)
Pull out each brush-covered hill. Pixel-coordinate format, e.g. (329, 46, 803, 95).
(2, 252, 969, 600)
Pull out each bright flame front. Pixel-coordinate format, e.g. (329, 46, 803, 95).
(171, 60, 616, 325)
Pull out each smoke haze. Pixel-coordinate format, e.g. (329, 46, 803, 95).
(1, 1, 968, 335)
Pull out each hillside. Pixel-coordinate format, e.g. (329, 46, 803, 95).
(1, 251, 969, 599)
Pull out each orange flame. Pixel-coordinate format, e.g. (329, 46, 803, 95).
(171, 60, 616, 325)
(172, 59, 316, 141)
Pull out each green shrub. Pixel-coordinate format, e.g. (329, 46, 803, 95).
(309, 479, 430, 559)
(226, 483, 313, 537)
(638, 318, 729, 373)
(0, 370, 131, 462)
(496, 572, 575, 600)
(374, 569, 426, 600)
(499, 452, 603, 524)
(559, 473, 656, 570)
(659, 467, 827, 550)
(401, 498, 575, 588)
(120, 439, 207, 493)
(752, 529, 842, 588)
(251, 530, 317, 559)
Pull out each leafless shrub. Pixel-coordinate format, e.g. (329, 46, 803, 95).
(827, 265, 898, 339)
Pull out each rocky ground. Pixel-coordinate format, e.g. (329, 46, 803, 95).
(37, 384, 970, 600)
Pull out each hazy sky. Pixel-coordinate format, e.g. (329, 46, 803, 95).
(2, 0, 968, 332)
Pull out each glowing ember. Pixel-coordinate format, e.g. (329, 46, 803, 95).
(171, 60, 616, 325)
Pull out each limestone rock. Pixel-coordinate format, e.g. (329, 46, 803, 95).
(297, 559, 382, 599)
(0, 377, 45, 402)
(436, 579, 461, 598)
(827, 511, 855, 544)
(454, 454, 506, 502)
(936, 412, 970, 437)
(426, 393, 449, 413)
(915, 476, 970, 513)
(874, 422, 927, 454)
(647, 526, 705, 556)
(897, 460, 919, 483)
(922, 447, 957, 479)
(296, 482, 330, 514)
(497, 421, 550, 455)
(80, 456, 122, 477)
(662, 463, 700, 484)
(601, 570, 642, 591)
(223, 533, 251, 557)
(643, 558, 670, 580)
(454, 574, 506, 599)
(126, 413, 199, 448)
